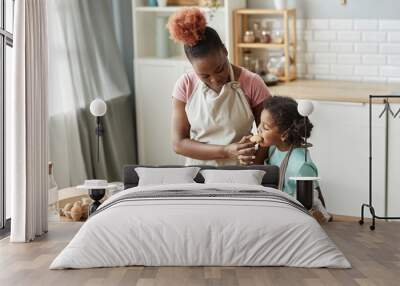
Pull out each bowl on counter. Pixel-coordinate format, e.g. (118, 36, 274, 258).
(262, 73, 279, 86)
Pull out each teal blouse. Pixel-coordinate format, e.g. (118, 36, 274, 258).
(265, 146, 319, 197)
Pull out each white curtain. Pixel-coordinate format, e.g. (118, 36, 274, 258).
(47, 0, 136, 188)
(9, 0, 49, 242)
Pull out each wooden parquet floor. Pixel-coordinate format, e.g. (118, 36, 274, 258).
(0, 220, 399, 286)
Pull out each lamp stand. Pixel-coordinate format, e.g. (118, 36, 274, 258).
(296, 180, 313, 210)
(95, 116, 105, 162)
(304, 117, 307, 162)
(88, 189, 106, 215)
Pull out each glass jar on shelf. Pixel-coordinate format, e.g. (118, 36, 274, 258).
(272, 31, 284, 44)
(260, 21, 272, 44)
(267, 56, 285, 77)
(243, 30, 256, 43)
(289, 64, 297, 78)
(242, 50, 253, 70)
(254, 59, 261, 75)
(253, 58, 268, 76)
(252, 22, 261, 42)
(260, 30, 272, 43)
(261, 58, 268, 75)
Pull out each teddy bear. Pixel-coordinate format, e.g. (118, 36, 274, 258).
(62, 199, 90, 221)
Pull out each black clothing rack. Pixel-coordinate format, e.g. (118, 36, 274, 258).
(360, 95, 400, 230)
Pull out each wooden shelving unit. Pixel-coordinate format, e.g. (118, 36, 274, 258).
(233, 9, 297, 82)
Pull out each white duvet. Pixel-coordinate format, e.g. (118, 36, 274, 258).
(50, 183, 351, 269)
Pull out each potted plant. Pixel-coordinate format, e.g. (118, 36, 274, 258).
(199, 0, 221, 21)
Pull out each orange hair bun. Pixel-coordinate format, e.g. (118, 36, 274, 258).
(167, 8, 207, 47)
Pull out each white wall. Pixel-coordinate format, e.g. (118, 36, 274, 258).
(295, 18, 400, 82)
(248, 0, 400, 19)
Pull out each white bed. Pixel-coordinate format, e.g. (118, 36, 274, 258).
(50, 183, 351, 269)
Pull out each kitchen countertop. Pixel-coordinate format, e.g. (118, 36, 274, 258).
(269, 80, 400, 103)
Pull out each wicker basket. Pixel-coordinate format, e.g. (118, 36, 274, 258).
(167, 0, 199, 6)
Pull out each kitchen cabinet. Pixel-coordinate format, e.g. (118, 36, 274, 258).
(135, 59, 187, 165)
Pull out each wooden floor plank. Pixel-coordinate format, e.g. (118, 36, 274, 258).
(0, 221, 400, 286)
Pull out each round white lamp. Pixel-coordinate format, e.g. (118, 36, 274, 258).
(90, 99, 107, 162)
(298, 100, 314, 117)
(90, 98, 107, 117)
(297, 100, 314, 162)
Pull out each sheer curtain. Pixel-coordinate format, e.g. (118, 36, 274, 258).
(47, 0, 137, 188)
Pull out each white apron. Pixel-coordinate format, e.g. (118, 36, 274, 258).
(185, 63, 254, 166)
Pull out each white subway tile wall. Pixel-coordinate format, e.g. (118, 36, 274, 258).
(354, 65, 379, 76)
(363, 32, 386, 42)
(330, 43, 353, 53)
(330, 64, 354, 75)
(388, 55, 400, 65)
(380, 43, 400, 54)
(362, 55, 386, 65)
(388, 32, 400, 42)
(379, 20, 400, 31)
(337, 54, 361, 64)
(337, 31, 361, 42)
(307, 19, 329, 30)
(329, 20, 353, 31)
(355, 43, 378, 53)
(354, 20, 378, 31)
(290, 19, 400, 82)
(315, 53, 337, 64)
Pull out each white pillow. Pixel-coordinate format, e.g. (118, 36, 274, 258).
(200, 169, 266, 185)
(135, 167, 201, 186)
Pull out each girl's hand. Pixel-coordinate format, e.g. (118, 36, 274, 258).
(224, 136, 256, 165)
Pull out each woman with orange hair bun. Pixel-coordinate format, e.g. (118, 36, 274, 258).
(168, 8, 272, 166)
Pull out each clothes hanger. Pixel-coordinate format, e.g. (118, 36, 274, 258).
(394, 107, 400, 119)
(378, 99, 395, 119)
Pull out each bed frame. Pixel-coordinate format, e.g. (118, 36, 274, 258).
(122, 165, 280, 190)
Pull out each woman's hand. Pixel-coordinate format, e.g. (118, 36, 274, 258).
(238, 135, 258, 165)
(224, 135, 257, 165)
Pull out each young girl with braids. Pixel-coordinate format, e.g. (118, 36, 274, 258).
(257, 96, 331, 222)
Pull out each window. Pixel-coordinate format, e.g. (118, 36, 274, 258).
(0, 0, 14, 236)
